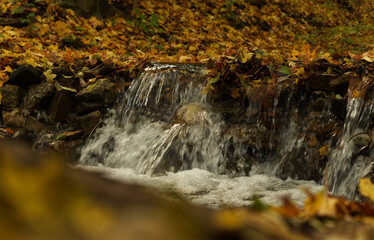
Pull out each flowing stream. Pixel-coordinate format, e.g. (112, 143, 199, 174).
(78, 63, 372, 208)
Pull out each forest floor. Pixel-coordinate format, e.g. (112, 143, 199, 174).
(1, 0, 374, 239)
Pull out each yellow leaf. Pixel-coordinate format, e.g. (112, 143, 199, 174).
(188, 46, 196, 51)
(26, 58, 38, 68)
(351, 89, 361, 98)
(230, 88, 240, 99)
(0, 92, 2, 105)
(238, 49, 254, 63)
(0, 72, 9, 87)
(359, 178, 374, 202)
(318, 145, 328, 159)
(43, 69, 57, 83)
(4, 66, 12, 73)
(294, 67, 305, 77)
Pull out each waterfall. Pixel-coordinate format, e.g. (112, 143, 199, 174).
(79, 62, 374, 205)
(327, 96, 374, 199)
(80, 63, 227, 174)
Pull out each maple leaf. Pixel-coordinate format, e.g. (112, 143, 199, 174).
(43, 69, 57, 83)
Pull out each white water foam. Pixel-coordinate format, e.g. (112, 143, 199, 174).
(78, 165, 323, 209)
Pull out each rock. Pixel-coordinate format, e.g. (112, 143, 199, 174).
(98, 64, 116, 76)
(350, 133, 371, 149)
(311, 98, 331, 112)
(7, 64, 41, 87)
(76, 79, 116, 114)
(75, 102, 103, 116)
(222, 154, 253, 176)
(305, 73, 337, 91)
(224, 124, 276, 151)
(245, 106, 260, 124)
(275, 143, 324, 181)
(0, 84, 24, 108)
(174, 103, 208, 124)
(331, 98, 346, 119)
(329, 71, 352, 91)
(77, 110, 102, 137)
(305, 111, 340, 140)
(22, 82, 55, 110)
(57, 77, 82, 92)
(3, 109, 45, 133)
(48, 90, 76, 122)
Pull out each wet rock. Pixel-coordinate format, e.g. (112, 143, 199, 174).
(224, 124, 275, 150)
(304, 111, 340, 140)
(275, 143, 324, 181)
(76, 79, 116, 114)
(77, 110, 102, 137)
(222, 156, 253, 177)
(22, 82, 55, 110)
(48, 87, 76, 122)
(0, 84, 24, 108)
(3, 109, 45, 133)
(245, 106, 260, 124)
(311, 98, 331, 112)
(211, 99, 244, 122)
(7, 64, 41, 87)
(174, 103, 208, 124)
(75, 102, 103, 116)
(350, 133, 371, 149)
(331, 98, 346, 119)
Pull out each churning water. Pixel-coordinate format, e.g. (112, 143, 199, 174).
(79, 63, 374, 208)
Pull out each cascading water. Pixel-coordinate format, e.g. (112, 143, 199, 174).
(328, 96, 374, 199)
(79, 63, 325, 208)
(80, 63, 226, 174)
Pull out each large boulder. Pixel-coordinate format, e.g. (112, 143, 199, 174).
(22, 82, 55, 110)
(0, 84, 24, 108)
(77, 110, 102, 137)
(76, 79, 116, 115)
(7, 64, 41, 87)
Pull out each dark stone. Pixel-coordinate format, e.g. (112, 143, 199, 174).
(76, 79, 116, 111)
(75, 102, 103, 116)
(224, 124, 276, 151)
(304, 111, 340, 140)
(311, 98, 331, 112)
(77, 110, 102, 137)
(98, 64, 116, 76)
(331, 98, 346, 119)
(52, 68, 74, 80)
(57, 78, 82, 92)
(0, 84, 24, 108)
(7, 64, 41, 87)
(329, 71, 352, 91)
(275, 143, 324, 181)
(22, 82, 55, 110)
(48, 90, 76, 122)
(350, 133, 371, 149)
(3, 109, 45, 132)
(305, 73, 337, 91)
